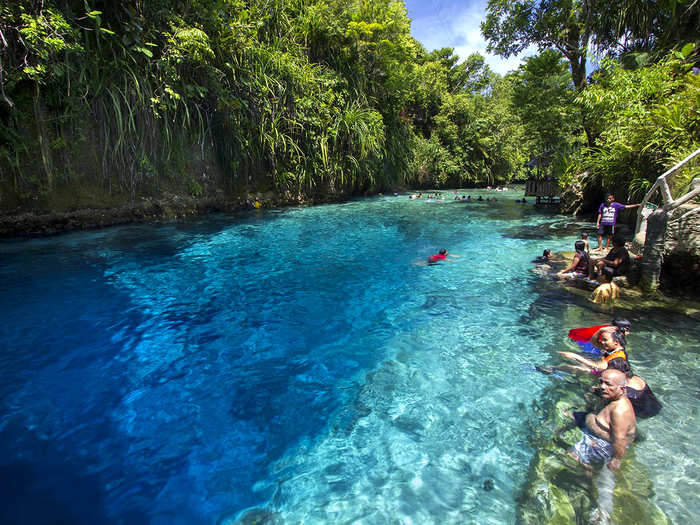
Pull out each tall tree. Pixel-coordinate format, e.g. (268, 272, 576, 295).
(510, 50, 580, 156)
(482, 0, 599, 146)
(481, 0, 593, 91)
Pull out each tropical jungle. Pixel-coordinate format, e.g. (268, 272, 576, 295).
(1, 0, 698, 219)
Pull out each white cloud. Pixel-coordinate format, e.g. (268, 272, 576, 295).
(409, 0, 537, 75)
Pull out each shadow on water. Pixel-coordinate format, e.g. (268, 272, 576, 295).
(503, 218, 596, 240)
(0, 460, 109, 525)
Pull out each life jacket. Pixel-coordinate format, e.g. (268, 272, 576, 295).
(574, 252, 589, 274)
(603, 349, 627, 363)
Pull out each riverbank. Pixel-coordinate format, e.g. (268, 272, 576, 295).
(0, 191, 346, 239)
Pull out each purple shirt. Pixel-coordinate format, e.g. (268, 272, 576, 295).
(598, 202, 626, 226)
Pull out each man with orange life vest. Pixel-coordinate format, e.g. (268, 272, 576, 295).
(559, 329, 628, 373)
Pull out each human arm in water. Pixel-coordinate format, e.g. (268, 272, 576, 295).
(557, 254, 583, 275)
(558, 351, 606, 371)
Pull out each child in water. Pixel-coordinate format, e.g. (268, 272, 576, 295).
(581, 232, 590, 253)
(427, 249, 460, 265)
(591, 267, 620, 305)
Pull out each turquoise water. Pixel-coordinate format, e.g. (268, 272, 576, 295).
(0, 192, 698, 524)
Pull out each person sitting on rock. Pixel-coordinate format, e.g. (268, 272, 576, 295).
(557, 241, 589, 278)
(589, 235, 630, 280)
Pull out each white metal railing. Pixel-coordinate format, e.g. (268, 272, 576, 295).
(635, 147, 700, 235)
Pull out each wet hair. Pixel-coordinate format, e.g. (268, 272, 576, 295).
(439, 248, 447, 255)
(612, 319, 632, 331)
(607, 357, 633, 378)
(611, 328, 627, 348)
(612, 235, 626, 247)
(574, 240, 586, 253)
(542, 249, 552, 257)
(581, 232, 588, 239)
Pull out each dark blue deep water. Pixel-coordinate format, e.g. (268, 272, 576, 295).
(1, 193, 698, 524)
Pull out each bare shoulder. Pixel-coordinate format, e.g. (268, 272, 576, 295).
(612, 397, 635, 418)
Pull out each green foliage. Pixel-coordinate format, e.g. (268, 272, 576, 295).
(11, 0, 695, 211)
(510, 50, 582, 174)
(411, 72, 527, 188)
(566, 49, 700, 199)
(482, 0, 590, 90)
(17, 7, 83, 84)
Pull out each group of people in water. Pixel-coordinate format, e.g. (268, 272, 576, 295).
(409, 192, 444, 199)
(528, 193, 658, 491)
(454, 194, 499, 202)
(409, 187, 512, 201)
(420, 190, 655, 516)
(534, 193, 642, 305)
(540, 320, 661, 476)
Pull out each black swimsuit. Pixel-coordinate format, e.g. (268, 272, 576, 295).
(626, 384, 662, 418)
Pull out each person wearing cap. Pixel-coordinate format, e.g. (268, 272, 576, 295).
(589, 320, 631, 352)
(558, 328, 628, 374)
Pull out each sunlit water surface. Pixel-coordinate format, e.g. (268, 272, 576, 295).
(0, 193, 698, 524)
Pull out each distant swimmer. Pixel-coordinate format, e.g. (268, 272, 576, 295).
(426, 248, 460, 265)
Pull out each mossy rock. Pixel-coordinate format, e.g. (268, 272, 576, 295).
(518, 399, 671, 524)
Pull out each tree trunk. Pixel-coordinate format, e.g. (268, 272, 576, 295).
(640, 209, 669, 292)
(566, 53, 595, 146)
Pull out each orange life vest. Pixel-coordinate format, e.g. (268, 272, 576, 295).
(603, 349, 627, 363)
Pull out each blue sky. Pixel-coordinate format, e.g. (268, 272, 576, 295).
(403, 0, 536, 75)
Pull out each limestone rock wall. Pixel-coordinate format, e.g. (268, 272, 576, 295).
(661, 203, 700, 294)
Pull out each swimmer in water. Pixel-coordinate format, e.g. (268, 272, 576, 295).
(419, 248, 461, 266)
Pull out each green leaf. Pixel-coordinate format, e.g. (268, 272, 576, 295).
(680, 43, 695, 59)
(134, 46, 153, 58)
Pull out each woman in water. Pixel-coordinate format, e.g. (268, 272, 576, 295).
(558, 328, 628, 373)
(557, 240, 589, 278)
(591, 266, 620, 304)
(427, 249, 460, 264)
(606, 358, 661, 418)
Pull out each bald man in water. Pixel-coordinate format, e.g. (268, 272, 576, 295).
(570, 368, 636, 471)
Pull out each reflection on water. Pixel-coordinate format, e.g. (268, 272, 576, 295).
(0, 192, 697, 524)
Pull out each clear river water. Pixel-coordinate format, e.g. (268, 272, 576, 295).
(0, 191, 698, 524)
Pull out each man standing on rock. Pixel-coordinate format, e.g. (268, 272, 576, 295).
(568, 368, 637, 471)
(596, 193, 640, 251)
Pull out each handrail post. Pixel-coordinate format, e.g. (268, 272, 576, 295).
(635, 148, 700, 235)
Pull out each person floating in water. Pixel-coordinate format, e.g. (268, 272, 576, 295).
(427, 248, 460, 265)
(567, 319, 631, 355)
(558, 327, 628, 374)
